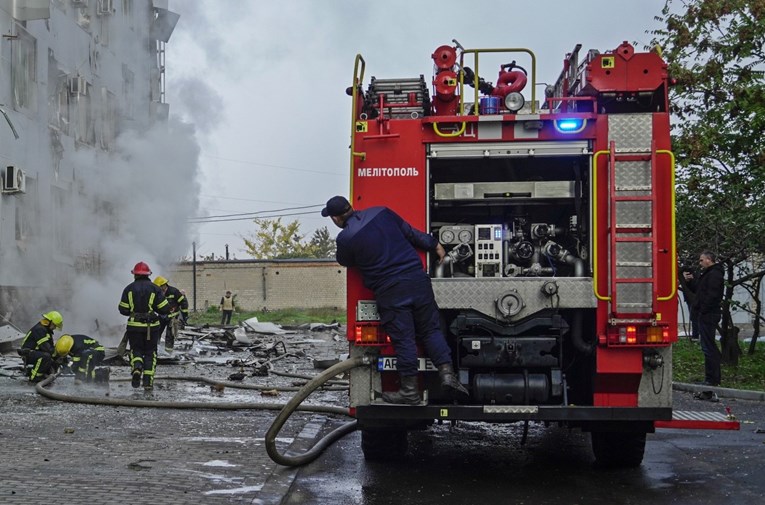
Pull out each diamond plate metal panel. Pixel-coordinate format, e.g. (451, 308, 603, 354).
(616, 201, 652, 226)
(432, 278, 596, 321)
(608, 114, 653, 151)
(616, 242, 651, 263)
(615, 160, 651, 189)
(616, 283, 652, 313)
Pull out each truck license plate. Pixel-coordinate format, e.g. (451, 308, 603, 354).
(377, 357, 436, 371)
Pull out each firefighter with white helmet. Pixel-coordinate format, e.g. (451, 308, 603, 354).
(152, 275, 189, 353)
(18, 311, 64, 382)
(118, 261, 170, 390)
(54, 334, 106, 384)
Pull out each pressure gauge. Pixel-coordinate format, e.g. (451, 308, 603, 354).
(458, 229, 473, 243)
(440, 229, 455, 244)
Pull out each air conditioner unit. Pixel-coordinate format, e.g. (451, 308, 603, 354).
(68, 75, 87, 96)
(72, 0, 89, 7)
(97, 0, 114, 15)
(3, 166, 26, 194)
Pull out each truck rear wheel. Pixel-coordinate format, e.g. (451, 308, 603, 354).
(590, 431, 646, 468)
(361, 428, 408, 461)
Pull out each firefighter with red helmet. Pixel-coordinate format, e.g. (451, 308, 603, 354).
(118, 261, 170, 390)
(152, 275, 189, 353)
(18, 311, 64, 382)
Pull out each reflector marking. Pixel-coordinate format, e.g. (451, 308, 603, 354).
(483, 406, 539, 414)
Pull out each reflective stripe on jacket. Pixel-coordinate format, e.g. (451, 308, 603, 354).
(118, 277, 170, 327)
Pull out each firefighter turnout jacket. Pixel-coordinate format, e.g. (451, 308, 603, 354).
(164, 284, 189, 321)
(21, 322, 55, 354)
(119, 277, 171, 327)
(19, 322, 56, 380)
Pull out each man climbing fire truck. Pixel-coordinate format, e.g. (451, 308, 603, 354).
(341, 40, 738, 467)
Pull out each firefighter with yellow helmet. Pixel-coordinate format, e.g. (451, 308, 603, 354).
(18, 311, 64, 382)
(118, 262, 170, 390)
(153, 275, 189, 353)
(54, 334, 106, 384)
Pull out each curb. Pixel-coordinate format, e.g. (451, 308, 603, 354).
(673, 382, 765, 402)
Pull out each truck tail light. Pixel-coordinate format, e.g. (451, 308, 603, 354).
(354, 324, 389, 345)
(610, 324, 671, 346)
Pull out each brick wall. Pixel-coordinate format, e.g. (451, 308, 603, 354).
(168, 259, 346, 312)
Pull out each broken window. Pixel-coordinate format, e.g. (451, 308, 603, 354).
(100, 87, 117, 150)
(52, 185, 71, 253)
(75, 82, 95, 146)
(47, 55, 70, 134)
(122, 64, 135, 119)
(15, 177, 38, 244)
(12, 25, 36, 111)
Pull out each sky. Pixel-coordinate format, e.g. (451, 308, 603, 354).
(165, 0, 669, 261)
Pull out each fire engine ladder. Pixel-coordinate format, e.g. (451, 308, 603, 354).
(593, 140, 674, 317)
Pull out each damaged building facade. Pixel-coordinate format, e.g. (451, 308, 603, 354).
(0, 0, 178, 326)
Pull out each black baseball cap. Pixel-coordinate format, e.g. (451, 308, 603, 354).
(321, 196, 352, 217)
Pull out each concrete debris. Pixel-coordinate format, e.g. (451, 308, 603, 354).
(242, 320, 294, 335)
(0, 321, 25, 353)
(0, 318, 347, 391)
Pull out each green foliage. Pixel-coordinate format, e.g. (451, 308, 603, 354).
(673, 337, 765, 391)
(652, 0, 765, 361)
(242, 218, 335, 259)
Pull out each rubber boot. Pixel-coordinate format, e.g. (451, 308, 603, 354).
(438, 363, 469, 400)
(381, 375, 421, 405)
(131, 370, 142, 389)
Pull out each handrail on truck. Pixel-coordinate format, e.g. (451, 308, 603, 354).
(431, 47, 538, 138)
(591, 146, 677, 303)
(350, 53, 367, 195)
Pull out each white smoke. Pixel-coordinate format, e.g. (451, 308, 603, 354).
(58, 118, 202, 343)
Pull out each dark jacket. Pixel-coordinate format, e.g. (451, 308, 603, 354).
(688, 262, 724, 317)
(335, 207, 437, 293)
(21, 322, 55, 354)
(69, 334, 105, 356)
(119, 277, 170, 328)
(164, 284, 189, 319)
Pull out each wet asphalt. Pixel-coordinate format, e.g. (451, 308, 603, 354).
(2, 327, 764, 505)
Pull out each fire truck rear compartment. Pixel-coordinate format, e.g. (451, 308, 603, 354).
(428, 147, 595, 407)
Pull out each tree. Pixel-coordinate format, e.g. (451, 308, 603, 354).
(306, 226, 336, 258)
(242, 218, 336, 259)
(652, 0, 765, 363)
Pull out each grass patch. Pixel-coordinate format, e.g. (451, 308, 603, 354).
(673, 337, 765, 391)
(188, 307, 346, 327)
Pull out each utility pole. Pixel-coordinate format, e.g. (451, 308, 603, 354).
(192, 241, 197, 312)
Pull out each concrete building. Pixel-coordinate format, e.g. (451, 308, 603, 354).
(0, 0, 178, 326)
(169, 259, 347, 313)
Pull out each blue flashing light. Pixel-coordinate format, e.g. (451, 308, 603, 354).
(558, 119, 582, 132)
(555, 118, 585, 132)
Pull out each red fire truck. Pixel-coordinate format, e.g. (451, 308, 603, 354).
(344, 40, 737, 467)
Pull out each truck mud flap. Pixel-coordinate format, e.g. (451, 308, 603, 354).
(654, 410, 740, 430)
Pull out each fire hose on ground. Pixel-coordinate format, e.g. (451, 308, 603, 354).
(33, 355, 372, 467)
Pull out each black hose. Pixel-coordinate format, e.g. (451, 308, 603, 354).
(265, 355, 371, 467)
(33, 374, 346, 414)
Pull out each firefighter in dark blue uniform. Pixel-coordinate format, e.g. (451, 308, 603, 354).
(54, 334, 106, 383)
(119, 261, 170, 390)
(322, 195, 469, 404)
(18, 311, 64, 382)
(152, 275, 189, 353)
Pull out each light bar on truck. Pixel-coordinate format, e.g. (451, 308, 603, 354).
(553, 118, 587, 134)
